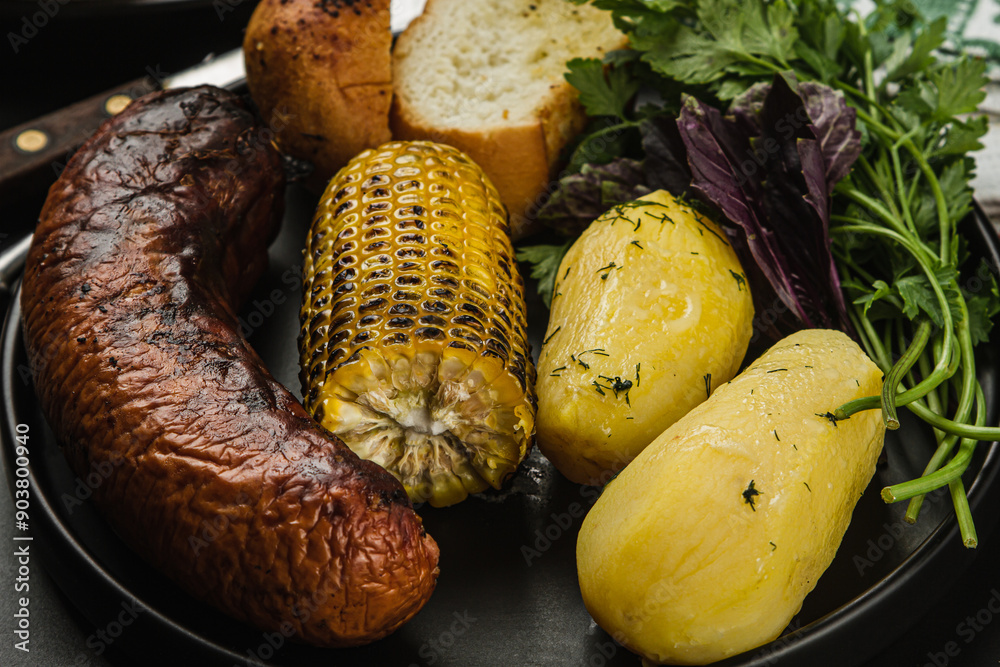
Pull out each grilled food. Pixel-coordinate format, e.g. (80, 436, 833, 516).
(299, 140, 537, 508)
(20, 86, 439, 647)
(535, 190, 754, 484)
(576, 329, 886, 665)
(243, 0, 392, 185)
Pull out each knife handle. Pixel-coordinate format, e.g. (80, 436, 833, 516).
(0, 76, 159, 207)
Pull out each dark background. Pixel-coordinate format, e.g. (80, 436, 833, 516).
(2, 2, 1000, 666)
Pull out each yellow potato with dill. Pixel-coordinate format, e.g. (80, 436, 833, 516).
(576, 329, 887, 665)
(535, 190, 754, 484)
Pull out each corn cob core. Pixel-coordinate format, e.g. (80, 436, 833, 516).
(300, 141, 537, 507)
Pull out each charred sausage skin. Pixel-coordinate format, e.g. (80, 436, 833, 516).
(20, 86, 439, 647)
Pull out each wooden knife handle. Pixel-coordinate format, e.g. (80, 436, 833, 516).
(0, 76, 159, 207)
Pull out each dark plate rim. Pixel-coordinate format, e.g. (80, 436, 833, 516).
(2, 203, 1000, 667)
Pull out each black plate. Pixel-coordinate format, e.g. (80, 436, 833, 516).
(2, 187, 1000, 667)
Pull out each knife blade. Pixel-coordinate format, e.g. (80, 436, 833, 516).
(0, 48, 247, 209)
(0, 0, 427, 209)
(0, 233, 32, 323)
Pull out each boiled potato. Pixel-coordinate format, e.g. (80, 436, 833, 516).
(535, 190, 754, 484)
(576, 329, 886, 665)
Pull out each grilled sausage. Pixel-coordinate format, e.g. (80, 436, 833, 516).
(20, 86, 439, 647)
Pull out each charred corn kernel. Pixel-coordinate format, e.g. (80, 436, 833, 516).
(299, 141, 537, 507)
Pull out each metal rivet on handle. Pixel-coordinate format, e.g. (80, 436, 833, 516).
(104, 94, 133, 116)
(14, 129, 48, 153)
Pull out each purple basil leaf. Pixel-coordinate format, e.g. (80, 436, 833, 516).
(797, 81, 862, 192)
(731, 76, 861, 194)
(534, 158, 652, 236)
(679, 75, 859, 338)
(728, 81, 771, 136)
(796, 138, 829, 225)
(638, 115, 693, 196)
(796, 137, 855, 335)
(755, 75, 854, 333)
(678, 94, 809, 325)
(533, 116, 694, 237)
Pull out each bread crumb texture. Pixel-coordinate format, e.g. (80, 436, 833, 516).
(393, 0, 623, 128)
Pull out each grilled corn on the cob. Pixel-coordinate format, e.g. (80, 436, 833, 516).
(299, 141, 536, 507)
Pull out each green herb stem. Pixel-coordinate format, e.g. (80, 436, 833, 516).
(860, 22, 879, 121)
(901, 391, 998, 440)
(883, 382, 985, 503)
(849, 106, 954, 262)
(880, 319, 932, 429)
(835, 82, 905, 133)
(889, 142, 920, 237)
(952, 478, 979, 548)
(905, 349, 949, 523)
(833, 333, 958, 420)
(835, 190, 913, 242)
(855, 154, 905, 229)
(901, 137, 953, 264)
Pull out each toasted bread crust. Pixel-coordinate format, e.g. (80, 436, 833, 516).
(389, 0, 627, 239)
(391, 101, 571, 240)
(244, 0, 392, 183)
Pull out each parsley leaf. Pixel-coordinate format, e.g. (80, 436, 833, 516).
(629, 0, 798, 96)
(896, 58, 988, 123)
(894, 274, 943, 326)
(932, 116, 989, 158)
(965, 269, 1000, 346)
(565, 58, 640, 119)
(928, 58, 989, 121)
(852, 279, 893, 317)
(883, 17, 946, 83)
(516, 242, 572, 308)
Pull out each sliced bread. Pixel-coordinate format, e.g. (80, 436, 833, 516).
(390, 0, 628, 239)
